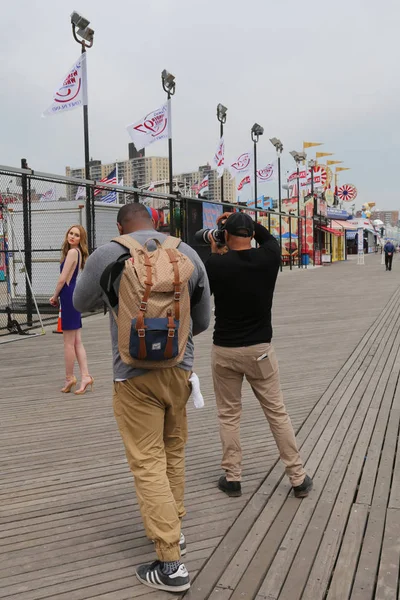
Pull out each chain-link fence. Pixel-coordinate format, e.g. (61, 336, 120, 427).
(0, 163, 309, 336)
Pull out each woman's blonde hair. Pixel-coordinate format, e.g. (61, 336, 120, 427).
(61, 225, 89, 269)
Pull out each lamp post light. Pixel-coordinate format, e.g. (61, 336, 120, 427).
(270, 137, 284, 266)
(217, 104, 227, 204)
(161, 69, 176, 235)
(290, 150, 307, 267)
(251, 123, 264, 222)
(71, 11, 94, 251)
(308, 158, 317, 266)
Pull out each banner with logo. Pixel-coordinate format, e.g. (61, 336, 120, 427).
(212, 137, 225, 178)
(238, 175, 251, 191)
(357, 228, 364, 252)
(126, 101, 170, 150)
(203, 202, 223, 228)
(229, 151, 253, 180)
(257, 162, 277, 183)
(287, 167, 308, 185)
(43, 54, 88, 117)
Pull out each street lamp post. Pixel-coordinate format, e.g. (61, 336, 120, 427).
(270, 138, 284, 268)
(251, 123, 264, 223)
(161, 69, 176, 236)
(308, 159, 316, 266)
(290, 150, 307, 268)
(71, 11, 94, 252)
(217, 104, 227, 204)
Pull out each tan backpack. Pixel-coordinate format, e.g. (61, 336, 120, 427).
(100, 235, 194, 369)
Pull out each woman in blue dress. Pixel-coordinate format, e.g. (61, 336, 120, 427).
(50, 225, 93, 395)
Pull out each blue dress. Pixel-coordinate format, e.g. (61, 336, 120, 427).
(59, 249, 82, 330)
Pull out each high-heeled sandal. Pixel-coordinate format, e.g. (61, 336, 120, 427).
(74, 376, 94, 395)
(61, 376, 77, 393)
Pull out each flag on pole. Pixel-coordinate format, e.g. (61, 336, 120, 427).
(75, 186, 86, 200)
(198, 175, 209, 196)
(212, 137, 225, 178)
(101, 190, 117, 204)
(229, 151, 253, 180)
(336, 167, 351, 172)
(257, 162, 277, 183)
(39, 187, 56, 202)
(94, 168, 117, 196)
(327, 160, 343, 166)
(237, 175, 251, 191)
(303, 142, 323, 149)
(191, 180, 199, 193)
(43, 54, 87, 117)
(126, 103, 170, 150)
(316, 152, 334, 159)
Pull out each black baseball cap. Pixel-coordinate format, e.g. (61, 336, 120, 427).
(224, 212, 255, 237)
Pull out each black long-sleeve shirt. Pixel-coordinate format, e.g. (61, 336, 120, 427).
(205, 223, 280, 347)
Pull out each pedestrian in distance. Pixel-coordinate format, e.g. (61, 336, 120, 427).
(49, 225, 93, 395)
(73, 203, 210, 593)
(205, 212, 313, 500)
(384, 240, 395, 271)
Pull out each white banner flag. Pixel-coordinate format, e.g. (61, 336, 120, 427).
(126, 102, 170, 151)
(198, 175, 209, 195)
(257, 162, 277, 183)
(287, 167, 308, 185)
(75, 186, 86, 200)
(43, 54, 87, 117)
(212, 137, 225, 178)
(40, 187, 56, 202)
(229, 151, 253, 180)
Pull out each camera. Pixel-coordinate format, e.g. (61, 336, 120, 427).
(194, 219, 227, 246)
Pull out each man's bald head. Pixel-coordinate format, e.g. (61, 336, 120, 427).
(117, 203, 154, 234)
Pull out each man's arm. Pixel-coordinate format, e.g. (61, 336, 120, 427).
(254, 222, 281, 264)
(73, 248, 107, 312)
(179, 243, 211, 336)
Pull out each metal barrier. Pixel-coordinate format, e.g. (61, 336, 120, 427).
(0, 163, 307, 335)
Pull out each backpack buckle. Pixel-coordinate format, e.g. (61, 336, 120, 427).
(174, 291, 181, 301)
(140, 301, 148, 311)
(138, 329, 146, 338)
(168, 329, 175, 338)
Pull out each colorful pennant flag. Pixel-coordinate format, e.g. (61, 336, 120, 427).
(303, 142, 323, 149)
(94, 168, 117, 196)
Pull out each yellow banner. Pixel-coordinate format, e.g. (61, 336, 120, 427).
(316, 152, 334, 158)
(327, 160, 343, 166)
(303, 141, 323, 149)
(336, 167, 350, 172)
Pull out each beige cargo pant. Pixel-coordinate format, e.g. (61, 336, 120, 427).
(212, 343, 306, 487)
(113, 367, 191, 562)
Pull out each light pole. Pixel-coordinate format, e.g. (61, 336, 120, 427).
(308, 159, 316, 265)
(290, 150, 307, 267)
(217, 104, 227, 204)
(270, 138, 284, 266)
(71, 11, 94, 251)
(251, 123, 264, 222)
(161, 69, 176, 235)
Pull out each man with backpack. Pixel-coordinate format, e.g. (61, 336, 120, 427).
(384, 240, 396, 271)
(73, 203, 210, 593)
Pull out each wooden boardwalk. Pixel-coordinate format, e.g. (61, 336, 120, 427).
(1, 254, 400, 600)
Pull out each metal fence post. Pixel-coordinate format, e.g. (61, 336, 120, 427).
(21, 158, 33, 326)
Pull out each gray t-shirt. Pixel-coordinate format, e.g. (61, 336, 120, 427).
(73, 229, 211, 381)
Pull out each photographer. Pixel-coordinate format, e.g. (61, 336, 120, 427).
(206, 212, 312, 498)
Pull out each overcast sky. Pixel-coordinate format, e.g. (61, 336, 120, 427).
(1, 0, 399, 209)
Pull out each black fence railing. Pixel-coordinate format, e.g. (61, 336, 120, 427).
(0, 164, 311, 335)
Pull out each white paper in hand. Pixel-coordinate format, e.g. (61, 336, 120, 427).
(189, 373, 204, 408)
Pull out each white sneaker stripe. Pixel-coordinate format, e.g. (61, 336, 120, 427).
(154, 570, 162, 584)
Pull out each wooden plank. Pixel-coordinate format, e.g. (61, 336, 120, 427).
(375, 508, 400, 600)
(325, 504, 369, 600)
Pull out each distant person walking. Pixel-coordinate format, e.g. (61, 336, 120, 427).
(50, 225, 93, 394)
(384, 240, 395, 272)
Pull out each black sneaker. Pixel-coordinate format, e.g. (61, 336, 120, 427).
(218, 475, 242, 497)
(180, 532, 187, 556)
(293, 474, 313, 498)
(136, 560, 190, 592)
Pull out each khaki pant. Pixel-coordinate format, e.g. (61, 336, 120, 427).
(212, 343, 305, 487)
(113, 368, 191, 562)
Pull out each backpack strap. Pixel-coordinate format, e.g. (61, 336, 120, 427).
(165, 248, 181, 321)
